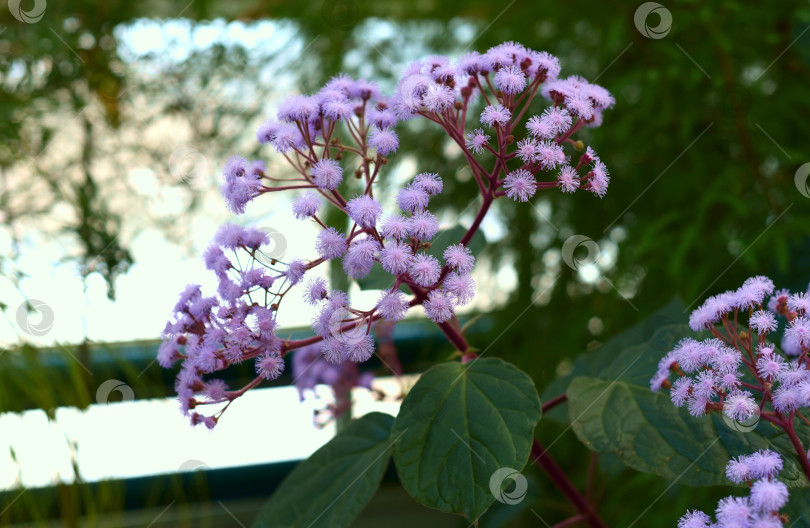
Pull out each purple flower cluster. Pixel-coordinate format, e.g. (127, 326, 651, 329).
(390, 42, 613, 201)
(159, 223, 317, 427)
(679, 450, 789, 528)
(161, 41, 614, 427)
(291, 342, 375, 426)
(651, 277, 810, 423)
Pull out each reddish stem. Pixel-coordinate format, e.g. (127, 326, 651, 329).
(552, 514, 587, 528)
(542, 393, 568, 414)
(783, 415, 810, 482)
(531, 440, 608, 528)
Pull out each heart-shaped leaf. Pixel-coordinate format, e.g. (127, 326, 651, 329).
(252, 412, 394, 528)
(391, 358, 542, 521)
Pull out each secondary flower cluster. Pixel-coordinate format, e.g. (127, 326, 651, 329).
(292, 341, 375, 427)
(678, 450, 789, 528)
(160, 41, 614, 427)
(159, 224, 304, 428)
(651, 276, 810, 424)
(392, 42, 614, 201)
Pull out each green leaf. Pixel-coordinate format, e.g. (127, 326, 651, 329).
(567, 376, 810, 488)
(784, 488, 810, 528)
(355, 225, 486, 291)
(391, 358, 542, 521)
(355, 262, 406, 291)
(541, 298, 688, 423)
(252, 412, 394, 528)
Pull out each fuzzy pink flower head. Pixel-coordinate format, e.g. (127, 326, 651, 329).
(423, 290, 454, 323)
(558, 166, 580, 194)
(443, 273, 476, 306)
(689, 291, 735, 331)
(480, 104, 511, 128)
(316, 227, 348, 260)
(377, 290, 409, 322)
(304, 277, 329, 305)
(749, 310, 777, 334)
(345, 334, 375, 363)
(788, 292, 810, 315)
(409, 253, 441, 287)
(397, 185, 430, 213)
(750, 480, 788, 512)
(534, 141, 566, 170)
(346, 195, 383, 228)
(342, 237, 380, 279)
(516, 138, 540, 164)
(785, 317, 810, 349)
(367, 108, 397, 129)
(503, 169, 537, 202)
(466, 129, 490, 154)
(443, 244, 475, 274)
(256, 352, 285, 380)
(284, 259, 307, 285)
(716, 497, 752, 526)
(311, 159, 344, 190)
(380, 241, 414, 275)
(677, 510, 711, 528)
(380, 214, 409, 240)
(292, 191, 321, 220)
(773, 385, 803, 413)
(368, 128, 399, 155)
(422, 84, 455, 112)
(725, 457, 753, 484)
(586, 161, 610, 198)
(723, 392, 758, 423)
(756, 353, 786, 380)
(670, 378, 692, 406)
(494, 64, 527, 94)
(743, 275, 775, 303)
(277, 94, 319, 123)
(406, 211, 439, 241)
(413, 172, 443, 196)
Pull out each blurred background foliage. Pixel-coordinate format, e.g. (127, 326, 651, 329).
(1, 0, 810, 526)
